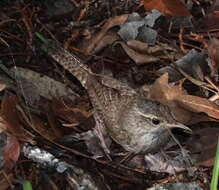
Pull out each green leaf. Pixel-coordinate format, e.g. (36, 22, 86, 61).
(35, 32, 48, 44)
(22, 180, 32, 190)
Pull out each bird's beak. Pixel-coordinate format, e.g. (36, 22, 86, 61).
(167, 123, 192, 133)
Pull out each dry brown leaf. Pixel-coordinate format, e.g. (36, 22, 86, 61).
(86, 14, 128, 53)
(29, 116, 58, 141)
(127, 40, 149, 53)
(117, 41, 160, 65)
(51, 98, 94, 129)
(0, 173, 13, 190)
(15, 102, 61, 141)
(149, 73, 219, 123)
(3, 135, 20, 170)
(207, 38, 219, 77)
(201, 11, 219, 30)
(41, 101, 64, 138)
(195, 128, 219, 167)
(1, 95, 33, 142)
(143, 0, 190, 16)
(177, 95, 219, 119)
(92, 33, 119, 53)
(186, 128, 219, 167)
(1, 95, 22, 135)
(46, 111, 64, 138)
(0, 83, 6, 91)
(127, 40, 176, 55)
(149, 73, 192, 123)
(0, 116, 7, 132)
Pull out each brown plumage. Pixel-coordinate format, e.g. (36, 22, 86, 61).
(43, 40, 190, 154)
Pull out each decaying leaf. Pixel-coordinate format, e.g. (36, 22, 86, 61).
(186, 127, 219, 167)
(200, 11, 219, 30)
(1, 95, 34, 142)
(0, 117, 7, 132)
(46, 105, 64, 138)
(207, 38, 219, 77)
(0, 173, 13, 190)
(145, 151, 191, 174)
(118, 11, 161, 45)
(86, 14, 129, 53)
(92, 33, 120, 54)
(3, 135, 20, 170)
(11, 67, 77, 102)
(158, 49, 208, 82)
(115, 40, 178, 65)
(143, 0, 190, 16)
(51, 98, 94, 129)
(28, 114, 59, 141)
(127, 40, 177, 54)
(0, 83, 6, 91)
(116, 41, 160, 65)
(149, 73, 219, 124)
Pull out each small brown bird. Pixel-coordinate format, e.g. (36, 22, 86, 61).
(43, 40, 190, 154)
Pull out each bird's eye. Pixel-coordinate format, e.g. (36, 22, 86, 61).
(152, 118, 160, 125)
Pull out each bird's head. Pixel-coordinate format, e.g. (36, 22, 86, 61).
(135, 99, 191, 133)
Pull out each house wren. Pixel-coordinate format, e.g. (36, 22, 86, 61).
(43, 40, 190, 154)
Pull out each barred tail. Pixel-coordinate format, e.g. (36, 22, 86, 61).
(42, 40, 90, 88)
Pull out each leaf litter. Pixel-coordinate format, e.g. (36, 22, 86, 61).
(0, 0, 219, 189)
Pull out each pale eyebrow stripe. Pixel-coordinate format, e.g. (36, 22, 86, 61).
(137, 110, 158, 120)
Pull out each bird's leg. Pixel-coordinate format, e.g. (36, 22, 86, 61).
(93, 113, 112, 160)
(118, 152, 136, 165)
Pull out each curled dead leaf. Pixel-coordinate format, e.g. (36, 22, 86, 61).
(86, 14, 129, 53)
(149, 73, 219, 124)
(143, 0, 190, 16)
(116, 41, 160, 65)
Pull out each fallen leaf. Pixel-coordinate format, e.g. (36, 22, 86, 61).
(92, 33, 119, 54)
(127, 40, 176, 54)
(186, 128, 219, 167)
(0, 173, 13, 190)
(1, 95, 34, 142)
(118, 12, 158, 45)
(200, 11, 219, 30)
(0, 83, 6, 91)
(27, 114, 58, 141)
(127, 40, 149, 53)
(51, 98, 94, 130)
(178, 95, 219, 119)
(0, 117, 7, 132)
(207, 38, 219, 77)
(46, 108, 64, 138)
(126, 40, 178, 63)
(86, 14, 129, 53)
(16, 102, 61, 141)
(149, 73, 192, 123)
(116, 41, 160, 65)
(3, 135, 20, 170)
(149, 73, 219, 124)
(158, 49, 207, 82)
(11, 67, 77, 102)
(143, 0, 190, 16)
